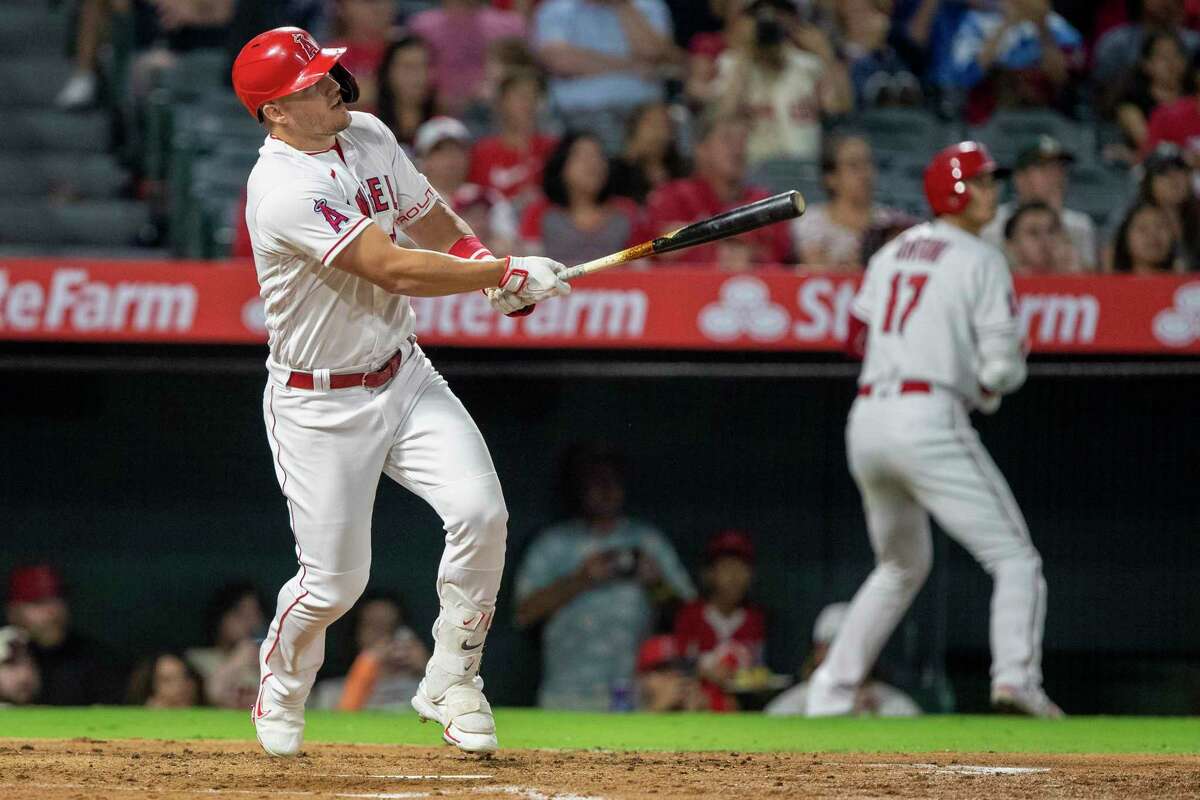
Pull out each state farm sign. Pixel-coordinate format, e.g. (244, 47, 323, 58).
(0, 258, 1195, 354)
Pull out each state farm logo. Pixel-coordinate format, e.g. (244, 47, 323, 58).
(412, 288, 647, 339)
(0, 268, 197, 333)
(1152, 282, 1200, 346)
(698, 277, 790, 342)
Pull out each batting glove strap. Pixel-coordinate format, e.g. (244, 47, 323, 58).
(498, 257, 529, 294)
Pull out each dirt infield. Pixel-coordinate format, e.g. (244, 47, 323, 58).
(1, 739, 1198, 799)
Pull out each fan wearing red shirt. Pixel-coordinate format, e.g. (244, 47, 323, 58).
(674, 530, 767, 712)
(1143, 57, 1200, 161)
(646, 115, 793, 267)
(469, 71, 558, 205)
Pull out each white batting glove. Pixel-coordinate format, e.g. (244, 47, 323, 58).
(485, 287, 533, 315)
(499, 255, 571, 303)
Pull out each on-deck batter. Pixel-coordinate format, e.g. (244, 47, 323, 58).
(805, 142, 1063, 719)
(231, 27, 569, 757)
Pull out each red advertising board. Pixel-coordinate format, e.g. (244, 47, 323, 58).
(1, 258, 1199, 354)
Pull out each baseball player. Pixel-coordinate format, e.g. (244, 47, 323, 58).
(805, 142, 1062, 718)
(230, 27, 565, 757)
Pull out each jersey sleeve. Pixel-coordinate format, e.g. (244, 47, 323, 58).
(385, 124, 439, 230)
(972, 248, 1019, 340)
(254, 177, 372, 267)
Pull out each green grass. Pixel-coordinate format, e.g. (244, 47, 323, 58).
(1, 708, 1198, 754)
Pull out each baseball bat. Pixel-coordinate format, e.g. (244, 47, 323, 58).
(558, 190, 806, 281)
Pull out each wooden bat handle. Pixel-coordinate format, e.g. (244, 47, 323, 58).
(558, 241, 656, 282)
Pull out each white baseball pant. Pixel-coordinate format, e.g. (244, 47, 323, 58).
(257, 341, 507, 706)
(810, 386, 1046, 713)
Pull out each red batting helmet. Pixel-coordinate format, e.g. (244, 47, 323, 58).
(923, 141, 999, 216)
(231, 27, 360, 120)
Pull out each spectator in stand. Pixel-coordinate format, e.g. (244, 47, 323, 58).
(126, 652, 203, 708)
(609, 103, 691, 204)
(792, 134, 908, 271)
(1108, 31, 1190, 157)
(329, 0, 399, 110)
(454, 184, 518, 255)
(1112, 200, 1181, 272)
(409, 0, 528, 116)
(1127, 144, 1200, 267)
(0, 627, 40, 707)
(635, 635, 713, 711)
(765, 602, 921, 716)
(646, 114, 793, 267)
(1004, 201, 1078, 273)
(1143, 49, 1200, 160)
(416, 117, 520, 254)
(312, 591, 429, 711)
(533, 0, 678, 152)
(674, 531, 767, 713)
(982, 136, 1095, 269)
(517, 132, 644, 264)
(5, 565, 123, 705)
(888, 0, 954, 81)
(184, 582, 265, 710)
(712, 0, 852, 164)
(469, 70, 559, 207)
(943, 0, 1083, 123)
(834, 0, 923, 108)
(1093, 0, 1200, 87)
(515, 443, 697, 711)
(376, 34, 438, 150)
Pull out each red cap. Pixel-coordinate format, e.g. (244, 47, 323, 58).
(231, 27, 348, 119)
(923, 141, 998, 216)
(636, 635, 682, 673)
(705, 529, 755, 564)
(7, 565, 65, 604)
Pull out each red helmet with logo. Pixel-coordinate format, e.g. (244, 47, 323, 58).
(923, 141, 999, 216)
(231, 27, 360, 120)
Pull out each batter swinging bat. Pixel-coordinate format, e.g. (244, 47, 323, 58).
(558, 190, 806, 281)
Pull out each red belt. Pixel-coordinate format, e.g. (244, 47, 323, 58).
(287, 350, 405, 390)
(858, 380, 931, 397)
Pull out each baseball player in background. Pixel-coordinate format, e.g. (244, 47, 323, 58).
(231, 28, 569, 757)
(805, 142, 1062, 719)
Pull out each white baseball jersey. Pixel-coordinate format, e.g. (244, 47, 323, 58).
(852, 219, 1020, 404)
(246, 111, 437, 372)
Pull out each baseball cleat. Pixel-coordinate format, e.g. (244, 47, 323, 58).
(252, 678, 306, 757)
(412, 675, 498, 754)
(991, 684, 1064, 719)
(803, 672, 857, 717)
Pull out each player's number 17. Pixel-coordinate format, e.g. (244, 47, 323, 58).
(881, 272, 929, 334)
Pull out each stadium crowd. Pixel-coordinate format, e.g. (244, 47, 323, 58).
(34, 0, 1200, 273)
(0, 443, 919, 716)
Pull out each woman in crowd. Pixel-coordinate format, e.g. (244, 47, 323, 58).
(469, 69, 558, 208)
(329, 0, 399, 110)
(1104, 145, 1198, 270)
(184, 582, 264, 710)
(834, 0, 922, 108)
(312, 591, 428, 711)
(1112, 201, 1180, 273)
(792, 134, 906, 271)
(376, 34, 438, 149)
(711, 0, 852, 165)
(518, 132, 644, 265)
(609, 103, 691, 205)
(127, 652, 203, 708)
(1109, 32, 1189, 157)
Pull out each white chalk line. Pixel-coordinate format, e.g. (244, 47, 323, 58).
(864, 763, 1052, 776)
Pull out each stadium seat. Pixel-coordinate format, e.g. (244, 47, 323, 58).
(969, 110, 1090, 169)
(0, 109, 112, 153)
(1067, 163, 1137, 224)
(0, 153, 129, 200)
(850, 108, 964, 166)
(0, 200, 151, 247)
(749, 157, 824, 202)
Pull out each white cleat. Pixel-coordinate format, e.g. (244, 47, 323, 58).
(803, 672, 857, 717)
(55, 71, 97, 110)
(412, 675, 498, 754)
(252, 679, 306, 757)
(991, 684, 1065, 719)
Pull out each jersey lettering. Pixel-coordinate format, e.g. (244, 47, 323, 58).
(355, 189, 371, 217)
(881, 272, 929, 334)
(366, 177, 389, 213)
(896, 238, 949, 263)
(313, 198, 350, 233)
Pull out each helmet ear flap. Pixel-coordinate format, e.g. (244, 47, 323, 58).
(330, 63, 359, 105)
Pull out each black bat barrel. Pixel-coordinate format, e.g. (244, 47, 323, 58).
(651, 191, 805, 255)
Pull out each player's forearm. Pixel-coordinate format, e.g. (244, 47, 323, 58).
(381, 249, 507, 296)
(515, 573, 590, 628)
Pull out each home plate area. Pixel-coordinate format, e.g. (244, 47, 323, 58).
(3, 740, 1199, 799)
